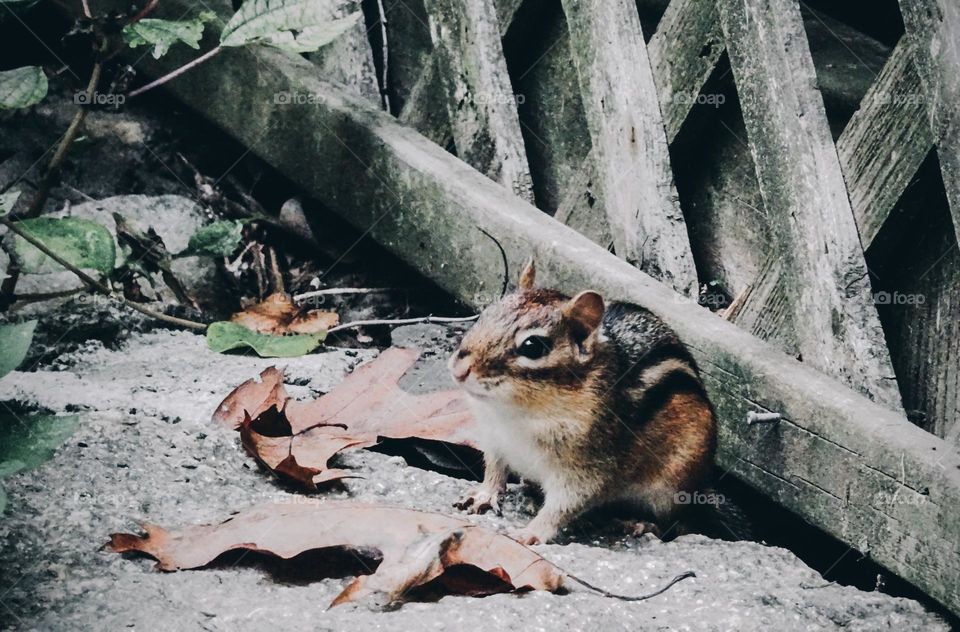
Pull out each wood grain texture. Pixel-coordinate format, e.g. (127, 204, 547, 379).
(899, 0, 960, 245)
(837, 39, 934, 249)
(716, 0, 902, 411)
(646, 0, 725, 142)
(560, 0, 697, 295)
(422, 0, 535, 202)
(556, 0, 723, 275)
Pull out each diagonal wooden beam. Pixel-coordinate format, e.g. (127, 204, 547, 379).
(899, 0, 960, 245)
(836, 38, 935, 250)
(559, 0, 697, 295)
(736, 39, 935, 356)
(647, 0, 726, 142)
(422, 0, 535, 202)
(715, 0, 903, 411)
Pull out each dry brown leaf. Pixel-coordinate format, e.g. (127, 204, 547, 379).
(231, 292, 339, 335)
(107, 501, 563, 608)
(211, 348, 476, 489)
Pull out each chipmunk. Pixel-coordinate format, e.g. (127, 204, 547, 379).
(449, 261, 721, 545)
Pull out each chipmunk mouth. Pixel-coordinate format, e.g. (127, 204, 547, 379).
(460, 376, 507, 399)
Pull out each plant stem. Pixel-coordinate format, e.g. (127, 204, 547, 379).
(21, 61, 103, 220)
(12, 287, 86, 304)
(326, 314, 477, 334)
(80, 0, 92, 18)
(0, 216, 207, 331)
(128, 0, 159, 24)
(127, 46, 222, 99)
(265, 245, 285, 294)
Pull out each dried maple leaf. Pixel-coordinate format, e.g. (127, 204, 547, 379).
(212, 348, 477, 488)
(231, 292, 339, 335)
(107, 501, 563, 608)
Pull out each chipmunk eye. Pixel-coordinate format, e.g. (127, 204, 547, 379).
(516, 335, 553, 359)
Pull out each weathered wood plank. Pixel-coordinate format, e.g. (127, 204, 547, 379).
(836, 39, 934, 249)
(552, 158, 612, 249)
(560, 0, 697, 295)
(396, 57, 453, 149)
(729, 254, 798, 355)
(715, 0, 902, 411)
(556, 0, 723, 269)
(305, 1, 379, 105)
(646, 0, 725, 141)
(736, 40, 933, 376)
(501, 0, 592, 214)
(398, 0, 522, 147)
(494, 0, 526, 35)
(100, 1, 960, 613)
(899, 0, 960, 245)
(421, 0, 535, 202)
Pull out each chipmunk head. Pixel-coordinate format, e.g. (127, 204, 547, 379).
(449, 260, 606, 406)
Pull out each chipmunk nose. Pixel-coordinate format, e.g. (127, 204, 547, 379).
(450, 349, 472, 383)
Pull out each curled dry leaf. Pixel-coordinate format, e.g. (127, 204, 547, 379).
(212, 348, 476, 489)
(231, 292, 339, 335)
(107, 501, 563, 608)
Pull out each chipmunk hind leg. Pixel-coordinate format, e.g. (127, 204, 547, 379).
(615, 389, 718, 537)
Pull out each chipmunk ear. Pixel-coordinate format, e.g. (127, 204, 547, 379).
(562, 290, 605, 336)
(518, 259, 536, 290)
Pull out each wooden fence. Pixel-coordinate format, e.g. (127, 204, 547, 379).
(58, 0, 960, 617)
(392, 0, 960, 435)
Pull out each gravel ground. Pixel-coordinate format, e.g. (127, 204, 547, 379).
(0, 326, 950, 631)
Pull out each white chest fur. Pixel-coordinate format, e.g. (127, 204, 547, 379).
(465, 396, 571, 486)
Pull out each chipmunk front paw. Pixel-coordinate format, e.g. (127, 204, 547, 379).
(454, 487, 502, 515)
(509, 527, 543, 546)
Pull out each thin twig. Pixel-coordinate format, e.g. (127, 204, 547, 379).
(477, 227, 509, 299)
(327, 314, 478, 334)
(128, 0, 159, 24)
(128, 46, 223, 99)
(265, 246, 285, 294)
(21, 61, 103, 220)
(11, 287, 86, 305)
(0, 216, 206, 331)
(293, 287, 395, 302)
(80, 0, 92, 18)
(375, 0, 391, 112)
(566, 570, 696, 602)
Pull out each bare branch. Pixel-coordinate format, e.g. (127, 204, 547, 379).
(326, 315, 477, 334)
(128, 46, 222, 99)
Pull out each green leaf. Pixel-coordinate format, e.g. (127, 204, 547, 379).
(221, 0, 361, 53)
(179, 220, 244, 257)
(123, 11, 216, 59)
(0, 411, 79, 478)
(0, 188, 21, 216)
(8, 217, 116, 276)
(0, 320, 36, 379)
(206, 321, 325, 357)
(0, 66, 48, 110)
